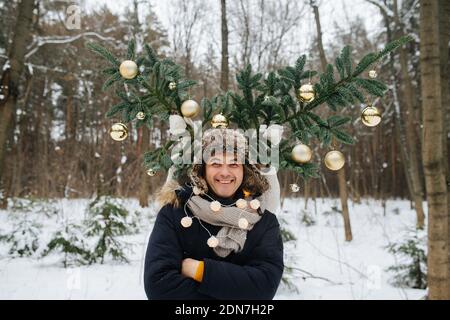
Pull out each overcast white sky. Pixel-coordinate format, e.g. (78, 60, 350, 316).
(84, 1, 381, 36)
(87, 1, 381, 36)
(79, 0, 382, 65)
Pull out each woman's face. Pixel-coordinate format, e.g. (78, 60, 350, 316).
(205, 152, 244, 198)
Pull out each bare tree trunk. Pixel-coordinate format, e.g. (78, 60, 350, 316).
(0, 0, 35, 208)
(304, 180, 309, 210)
(339, 167, 353, 241)
(239, 0, 251, 66)
(139, 126, 150, 207)
(320, 173, 332, 199)
(438, 0, 450, 299)
(220, 0, 229, 91)
(393, 0, 425, 228)
(420, 0, 449, 300)
(65, 92, 76, 142)
(312, 1, 352, 240)
(352, 147, 361, 203)
(311, 1, 326, 72)
(256, 0, 265, 71)
(319, 175, 324, 199)
(391, 120, 398, 197)
(9, 72, 33, 199)
(370, 0, 425, 227)
(129, 0, 149, 205)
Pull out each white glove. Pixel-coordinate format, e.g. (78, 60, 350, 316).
(257, 166, 281, 214)
(169, 115, 187, 135)
(164, 165, 177, 184)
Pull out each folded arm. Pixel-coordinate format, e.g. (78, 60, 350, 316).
(143, 205, 212, 300)
(196, 221, 284, 300)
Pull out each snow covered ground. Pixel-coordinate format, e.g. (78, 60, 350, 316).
(0, 197, 427, 300)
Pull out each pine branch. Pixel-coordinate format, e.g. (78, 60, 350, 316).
(285, 36, 412, 118)
(127, 38, 136, 60)
(87, 42, 120, 67)
(93, 33, 412, 181)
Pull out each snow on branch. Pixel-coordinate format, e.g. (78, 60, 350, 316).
(365, 0, 394, 18)
(0, 54, 79, 74)
(25, 32, 119, 60)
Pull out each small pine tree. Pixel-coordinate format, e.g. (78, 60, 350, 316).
(42, 223, 91, 268)
(280, 226, 297, 243)
(280, 265, 300, 294)
(322, 205, 342, 216)
(84, 196, 137, 264)
(0, 217, 42, 257)
(300, 209, 316, 226)
(385, 228, 427, 289)
(9, 197, 58, 218)
(277, 217, 299, 293)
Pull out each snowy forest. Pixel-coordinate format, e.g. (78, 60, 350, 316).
(0, 0, 449, 300)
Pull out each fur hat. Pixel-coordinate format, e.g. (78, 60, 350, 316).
(156, 128, 270, 208)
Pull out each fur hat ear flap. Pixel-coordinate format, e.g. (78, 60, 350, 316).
(188, 164, 209, 194)
(240, 164, 270, 196)
(155, 179, 182, 208)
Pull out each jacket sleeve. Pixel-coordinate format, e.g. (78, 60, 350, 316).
(197, 215, 284, 300)
(143, 205, 212, 300)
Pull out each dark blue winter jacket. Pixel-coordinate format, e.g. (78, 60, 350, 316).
(143, 184, 284, 300)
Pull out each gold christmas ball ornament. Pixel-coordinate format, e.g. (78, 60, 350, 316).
(368, 70, 378, 78)
(298, 83, 315, 103)
(119, 60, 138, 79)
(361, 105, 382, 127)
(181, 216, 193, 228)
(169, 82, 177, 90)
(238, 218, 249, 229)
(136, 111, 145, 120)
(324, 150, 346, 171)
(236, 199, 247, 209)
(211, 113, 228, 128)
(146, 168, 156, 176)
(181, 99, 200, 118)
(109, 123, 128, 141)
(290, 183, 300, 193)
(207, 236, 219, 248)
(291, 144, 313, 163)
(249, 199, 260, 210)
(210, 201, 222, 212)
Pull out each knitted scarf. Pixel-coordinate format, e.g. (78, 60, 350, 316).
(187, 195, 262, 258)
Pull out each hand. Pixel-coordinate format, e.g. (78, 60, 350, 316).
(181, 258, 200, 279)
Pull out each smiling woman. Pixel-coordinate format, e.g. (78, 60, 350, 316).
(143, 128, 284, 300)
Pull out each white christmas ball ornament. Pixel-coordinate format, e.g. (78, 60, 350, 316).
(238, 218, 249, 229)
(207, 236, 219, 248)
(369, 70, 378, 78)
(136, 111, 145, 120)
(181, 216, 193, 228)
(236, 199, 247, 209)
(250, 199, 260, 210)
(290, 183, 300, 192)
(210, 201, 221, 212)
